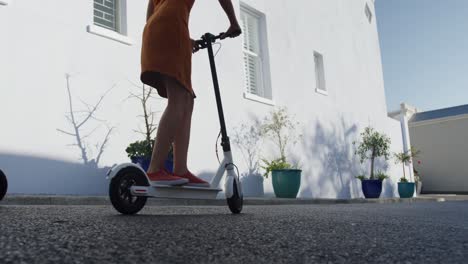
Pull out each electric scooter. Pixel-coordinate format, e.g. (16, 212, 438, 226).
(107, 33, 243, 215)
(0, 169, 7, 201)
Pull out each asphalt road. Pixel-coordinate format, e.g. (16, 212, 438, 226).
(1, 202, 467, 264)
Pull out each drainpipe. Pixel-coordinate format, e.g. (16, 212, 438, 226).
(399, 103, 418, 195)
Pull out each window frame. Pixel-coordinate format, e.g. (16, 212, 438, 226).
(87, 0, 133, 46)
(240, 2, 273, 105)
(314, 51, 327, 96)
(93, 0, 120, 32)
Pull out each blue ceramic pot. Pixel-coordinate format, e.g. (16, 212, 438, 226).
(130, 156, 151, 172)
(272, 169, 302, 198)
(398, 182, 415, 198)
(361, 179, 383, 198)
(164, 159, 174, 173)
(131, 156, 173, 173)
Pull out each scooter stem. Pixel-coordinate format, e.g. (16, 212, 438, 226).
(203, 33, 231, 152)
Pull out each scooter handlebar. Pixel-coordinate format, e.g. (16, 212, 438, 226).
(194, 32, 224, 50)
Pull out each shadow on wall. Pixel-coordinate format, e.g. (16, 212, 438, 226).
(300, 117, 361, 199)
(373, 153, 394, 198)
(0, 152, 110, 195)
(300, 117, 395, 199)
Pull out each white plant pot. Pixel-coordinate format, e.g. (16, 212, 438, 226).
(416, 181, 423, 195)
(240, 173, 264, 197)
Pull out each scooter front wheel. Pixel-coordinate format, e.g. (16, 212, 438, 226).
(109, 167, 148, 215)
(227, 178, 243, 214)
(0, 169, 7, 201)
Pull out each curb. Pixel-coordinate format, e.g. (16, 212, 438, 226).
(1, 195, 447, 206)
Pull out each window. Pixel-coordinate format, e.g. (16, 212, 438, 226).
(365, 3, 373, 23)
(87, 0, 133, 45)
(94, 0, 119, 32)
(314, 52, 327, 94)
(240, 4, 272, 104)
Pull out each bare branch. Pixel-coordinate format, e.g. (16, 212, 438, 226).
(89, 115, 106, 123)
(77, 86, 115, 129)
(56, 128, 76, 137)
(135, 131, 147, 136)
(62, 74, 88, 164)
(95, 126, 114, 165)
(128, 92, 143, 101)
(81, 125, 101, 140)
(127, 79, 142, 89)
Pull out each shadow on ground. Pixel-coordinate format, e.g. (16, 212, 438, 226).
(0, 152, 110, 195)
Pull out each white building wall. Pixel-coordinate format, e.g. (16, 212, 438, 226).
(0, 0, 402, 197)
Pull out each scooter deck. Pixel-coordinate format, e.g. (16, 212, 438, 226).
(131, 185, 222, 200)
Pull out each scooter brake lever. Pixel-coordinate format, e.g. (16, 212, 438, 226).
(195, 39, 207, 49)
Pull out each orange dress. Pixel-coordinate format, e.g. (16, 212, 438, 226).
(141, 0, 196, 98)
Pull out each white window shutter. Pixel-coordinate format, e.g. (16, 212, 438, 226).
(241, 9, 264, 97)
(94, 0, 119, 32)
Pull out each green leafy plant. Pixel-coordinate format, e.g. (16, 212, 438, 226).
(260, 107, 301, 178)
(355, 171, 389, 181)
(260, 157, 291, 178)
(355, 174, 367, 181)
(353, 126, 391, 180)
(394, 146, 420, 182)
(376, 170, 389, 181)
(400, 177, 409, 183)
(125, 139, 154, 159)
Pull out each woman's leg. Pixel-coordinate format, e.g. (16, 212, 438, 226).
(147, 76, 193, 174)
(166, 78, 194, 175)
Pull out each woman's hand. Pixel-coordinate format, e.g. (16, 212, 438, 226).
(221, 23, 242, 39)
(218, 0, 242, 39)
(191, 39, 200, 54)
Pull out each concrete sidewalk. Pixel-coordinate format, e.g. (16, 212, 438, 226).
(1, 194, 462, 206)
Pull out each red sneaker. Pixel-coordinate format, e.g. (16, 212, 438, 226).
(175, 171, 210, 187)
(147, 169, 188, 186)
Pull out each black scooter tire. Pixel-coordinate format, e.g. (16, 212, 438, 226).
(227, 178, 243, 214)
(0, 170, 7, 201)
(109, 167, 149, 215)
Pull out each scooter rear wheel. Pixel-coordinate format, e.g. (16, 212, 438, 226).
(0, 170, 7, 201)
(109, 167, 149, 215)
(227, 178, 243, 214)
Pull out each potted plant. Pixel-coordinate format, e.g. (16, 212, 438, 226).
(232, 121, 264, 197)
(260, 107, 302, 198)
(414, 160, 423, 195)
(353, 126, 391, 198)
(125, 139, 154, 171)
(394, 146, 420, 198)
(125, 140, 173, 172)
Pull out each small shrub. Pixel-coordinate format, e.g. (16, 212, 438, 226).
(394, 146, 420, 182)
(376, 170, 389, 181)
(260, 157, 292, 179)
(260, 107, 302, 178)
(355, 175, 367, 181)
(125, 139, 154, 159)
(353, 126, 391, 179)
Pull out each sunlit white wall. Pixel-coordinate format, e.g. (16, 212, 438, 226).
(0, 0, 402, 197)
